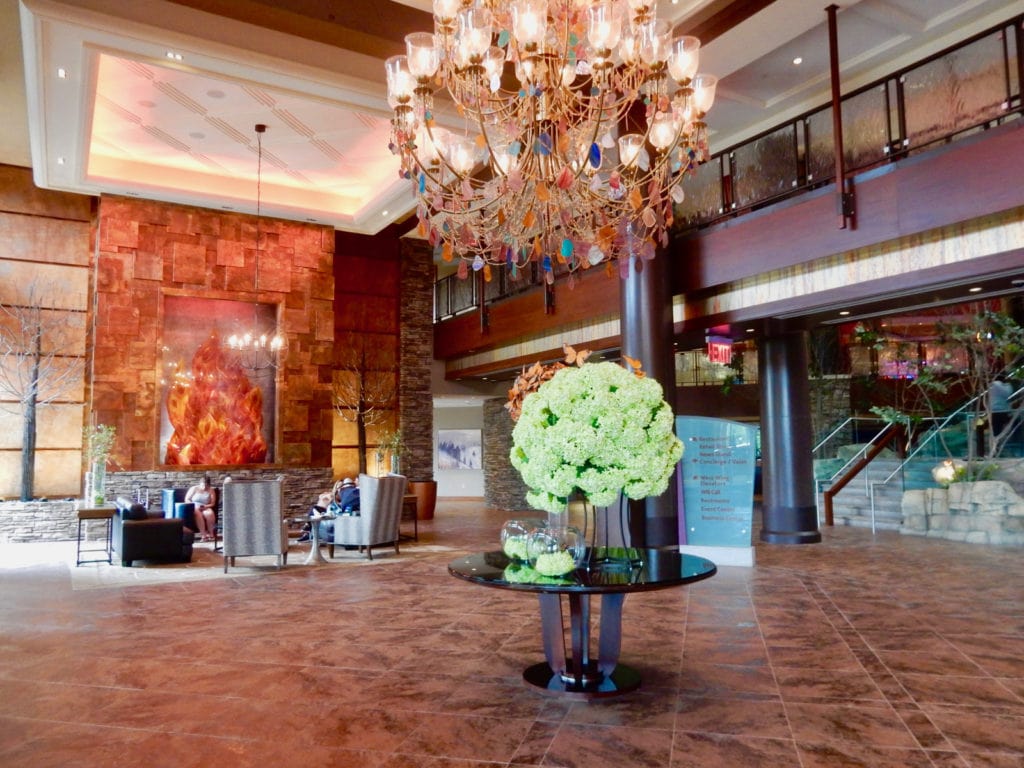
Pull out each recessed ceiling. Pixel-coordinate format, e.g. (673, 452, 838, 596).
(13, 0, 1021, 235)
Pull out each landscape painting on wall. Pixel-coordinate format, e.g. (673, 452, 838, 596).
(438, 429, 482, 470)
(160, 296, 277, 465)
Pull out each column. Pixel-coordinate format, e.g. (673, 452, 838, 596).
(758, 330, 821, 544)
(620, 252, 677, 548)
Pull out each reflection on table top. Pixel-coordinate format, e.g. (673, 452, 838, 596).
(448, 549, 717, 595)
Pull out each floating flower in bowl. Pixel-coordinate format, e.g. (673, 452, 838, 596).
(526, 525, 584, 577)
(500, 518, 544, 561)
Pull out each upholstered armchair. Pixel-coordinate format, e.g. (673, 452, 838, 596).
(112, 497, 195, 567)
(160, 487, 194, 529)
(220, 476, 289, 572)
(328, 473, 407, 560)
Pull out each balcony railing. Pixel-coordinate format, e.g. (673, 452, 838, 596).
(677, 14, 1022, 227)
(435, 14, 1023, 322)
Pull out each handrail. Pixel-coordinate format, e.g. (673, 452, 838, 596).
(866, 365, 1024, 517)
(813, 416, 892, 524)
(435, 12, 1023, 320)
(822, 423, 903, 529)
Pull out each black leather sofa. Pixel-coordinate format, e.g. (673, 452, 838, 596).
(112, 497, 195, 567)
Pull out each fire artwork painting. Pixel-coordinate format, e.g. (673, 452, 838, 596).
(164, 333, 268, 465)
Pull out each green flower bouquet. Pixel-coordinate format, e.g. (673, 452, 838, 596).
(509, 357, 683, 515)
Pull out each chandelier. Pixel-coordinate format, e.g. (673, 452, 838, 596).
(225, 123, 285, 371)
(387, 0, 717, 283)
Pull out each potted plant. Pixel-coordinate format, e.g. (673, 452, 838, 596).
(83, 423, 116, 505)
(375, 428, 404, 476)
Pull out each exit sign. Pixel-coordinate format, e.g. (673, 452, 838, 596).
(707, 338, 732, 365)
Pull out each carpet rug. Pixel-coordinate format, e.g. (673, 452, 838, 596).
(0, 539, 458, 590)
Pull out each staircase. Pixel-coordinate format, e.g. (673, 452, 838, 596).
(818, 458, 939, 530)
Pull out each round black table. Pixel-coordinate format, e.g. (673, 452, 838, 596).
(448, 548, 716, 698)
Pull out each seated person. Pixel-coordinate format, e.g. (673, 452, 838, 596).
(299, 478, 360, 542)
(185, 474, 218, 542)
(329, 477, 361, 516)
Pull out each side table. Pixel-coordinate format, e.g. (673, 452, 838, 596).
(400, 494, 418, 541)
(76, 505, 116, 566)
(303, 511, 335, 565)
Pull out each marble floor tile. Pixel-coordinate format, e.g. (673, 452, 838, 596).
(1, 501, 1023, 767)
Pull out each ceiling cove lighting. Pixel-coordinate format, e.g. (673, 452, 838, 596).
(387, 0, 716, 282)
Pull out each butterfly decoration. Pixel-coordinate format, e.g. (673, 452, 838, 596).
(622, 354, 646, 378)
(563, 343, 591, 367)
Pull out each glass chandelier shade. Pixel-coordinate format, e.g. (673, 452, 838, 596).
(387, 0, 717, 281)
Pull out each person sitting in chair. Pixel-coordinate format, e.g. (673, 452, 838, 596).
(328, 477, 360, 516)
(185, 474, 218, 542)
(298, 478, 360, 542)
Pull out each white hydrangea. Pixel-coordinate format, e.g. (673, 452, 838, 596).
(510, 361, 683, 514)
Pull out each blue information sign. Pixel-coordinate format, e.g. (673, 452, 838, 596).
(676, 416, 757, 550)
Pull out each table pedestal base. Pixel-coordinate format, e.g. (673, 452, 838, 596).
(523, 661, 641, 698)
(533, 591, 636, 698)
(303, 518, 328, 565)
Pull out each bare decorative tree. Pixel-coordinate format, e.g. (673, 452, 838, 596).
(0, 281, 86, 500)
(331, 332, 398, 474)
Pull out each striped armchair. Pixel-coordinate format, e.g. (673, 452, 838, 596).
(329, 473, 407, 560)
(221, 476, 289, 572)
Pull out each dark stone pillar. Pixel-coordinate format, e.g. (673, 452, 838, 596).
(758, 330, 821, 544)
(620, 252, 677, 548)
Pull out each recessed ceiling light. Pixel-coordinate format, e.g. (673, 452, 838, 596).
(189, 132, 205, 140)
(57, 67, 67, 79)
(968, 286, 982, 293)
(1012, 278, 1024, 286)
(838, 310, 850, 316)
(207, 89, 225, 99)
(382, 210, 389, 216)
(56, 156, 65, 165)
(166, 51, 183, 61)
(745, 328, 754, 332)
(793, 56, 803, 66)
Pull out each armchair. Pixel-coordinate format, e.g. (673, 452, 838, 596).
(160, 487, 195, 530)
(328, 473, 407, 560)
(112, 497, 195, 567)
(220, 476, 289, 572)
(161, 486, 222, 549)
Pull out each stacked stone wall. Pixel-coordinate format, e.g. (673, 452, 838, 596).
(399, 239, 435, 482)
(901, 480, 1024, 546)
(483, 398, 529, 511)
(0, 467, 332, 543)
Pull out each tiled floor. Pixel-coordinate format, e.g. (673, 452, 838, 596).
(1, 500, 1022, 767)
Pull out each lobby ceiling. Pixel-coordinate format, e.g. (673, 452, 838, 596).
(7, 0, 1019, 235)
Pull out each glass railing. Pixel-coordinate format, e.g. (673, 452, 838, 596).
(434, 13, 1023, 320)
(676, 14, 1022, 227)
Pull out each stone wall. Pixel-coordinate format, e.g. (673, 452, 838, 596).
(483, 397, 529, 511)
(93, 195, 336, 470)
(901, 481, 1024, 546)
(0, 466, 333, 543)
(399, 238, 435, 482)
(0, 165, 93, 499)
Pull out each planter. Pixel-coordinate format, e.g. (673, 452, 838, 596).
(408, 480, 437, 521)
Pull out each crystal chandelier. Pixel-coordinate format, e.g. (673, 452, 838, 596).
(225, 123, 285, 370)
(387, 0, 717, 283)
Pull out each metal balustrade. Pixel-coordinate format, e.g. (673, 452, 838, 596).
(433, 13, 1023, 321)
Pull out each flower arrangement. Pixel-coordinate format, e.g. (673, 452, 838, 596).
(509, 346, 683, 514)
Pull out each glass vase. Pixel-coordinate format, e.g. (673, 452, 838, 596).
(526, 525, 584, 577)
(500, 518, 541, 561)
(576, 495, 644, 571)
